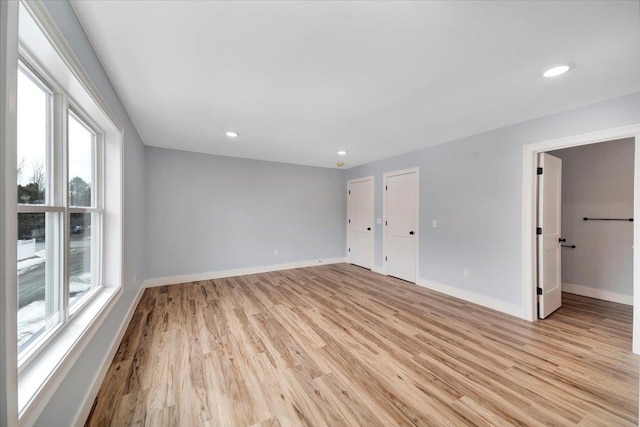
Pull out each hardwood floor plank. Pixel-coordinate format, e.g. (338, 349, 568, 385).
(86, 264, 638, 426)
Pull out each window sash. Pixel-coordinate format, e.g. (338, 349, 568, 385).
(16, 210, 62, 367)
(16, 210, 104, 370)
(16, 61, 53, 207)
(68, 108, 99, 209)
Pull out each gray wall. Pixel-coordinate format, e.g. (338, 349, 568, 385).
(550, 139, 634, 296)
(33, 2, 147, 426)
(146, 147, 346, 279)
(346, 92, 640, 309)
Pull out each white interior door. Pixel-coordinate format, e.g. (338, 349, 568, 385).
(348, 178, 373, 269)
(384, 169, 418, 282)
(537, 153, 563, 319)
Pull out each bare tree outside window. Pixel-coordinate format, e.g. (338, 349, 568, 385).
(17, 160, 45, 204)
(17, 157, 26, 181)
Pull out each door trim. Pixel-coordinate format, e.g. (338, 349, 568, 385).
(383, 167, 420, 282)
(346, 176, 374, 268)
(521, 124, 640, 353)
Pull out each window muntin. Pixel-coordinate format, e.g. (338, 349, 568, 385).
(16, 62, 104, 364)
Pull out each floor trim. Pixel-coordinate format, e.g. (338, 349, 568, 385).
(371, 265, 384, 275)
(145, 258, 347, 288)
(418, 278, 524, 319)
(562, 282, 633, 306)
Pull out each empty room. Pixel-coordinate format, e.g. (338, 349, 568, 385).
(1, 1, 640, 426)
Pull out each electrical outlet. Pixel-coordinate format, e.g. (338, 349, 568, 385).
(463, 269, 469, 278)
(274, 249, 278, 256)
(432, 220, 438, 228)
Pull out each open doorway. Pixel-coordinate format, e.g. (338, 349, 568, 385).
(522, 124, 640, 353)
(548, 138, 634, 308)
(536, 139, 634, 321)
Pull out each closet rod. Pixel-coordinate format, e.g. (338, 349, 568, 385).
(583, 217, 633, 222)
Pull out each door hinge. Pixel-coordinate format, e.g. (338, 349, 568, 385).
(385, 256, 388, 261)
(348, 219, 351, 223)
(385, 221, 388, 226)
(385, 185, 388, 190)
(348, 248, 351, 252)
(537, 167, 543, 175)
(536, 227, 542, 235)
(537, 287, 543, 295)
(348, 190, 351, 195)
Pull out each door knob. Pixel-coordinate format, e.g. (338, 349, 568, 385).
(409, 231, 415, 235)
(367, 227, 371, 231)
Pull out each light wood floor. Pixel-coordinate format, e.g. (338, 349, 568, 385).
(86, 263, 638, 426)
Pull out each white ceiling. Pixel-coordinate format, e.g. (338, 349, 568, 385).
(70, 1, 640, 169)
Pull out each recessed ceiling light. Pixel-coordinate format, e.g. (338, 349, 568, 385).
(337, 162, 345, 168)
(225, 131, 238, 138)
(543, 65, 570, 78)
(337, 150, 347, 155)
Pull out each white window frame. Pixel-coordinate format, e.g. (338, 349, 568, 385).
(66, 106, 104, 317)
(2, 1, 125, 425)
(1, 1, 21, 424)
(15, 61, 107, 367)
(16, 58, 65, 369)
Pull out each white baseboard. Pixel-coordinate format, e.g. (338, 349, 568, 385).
(417, 278, 524, 319)
(562, 282, 633, 306)
(72, 284, 146, 427)
(371, 265, 384, 275)
(144, 257, 347, 288)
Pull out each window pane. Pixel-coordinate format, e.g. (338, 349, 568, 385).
(18, 212, 60, 353)
(68, 114, 94, 207)
(69, 212, 93, 305)
(17, 68, 49, 205)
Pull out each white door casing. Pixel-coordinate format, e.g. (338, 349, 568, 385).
(522, 124, 640, 354)
(384, 168, 419, 282)
(537, 153, 562, 318)
(347, 177, 373, 269)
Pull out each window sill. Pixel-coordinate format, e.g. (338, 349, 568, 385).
(18, 285, 122, 425)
